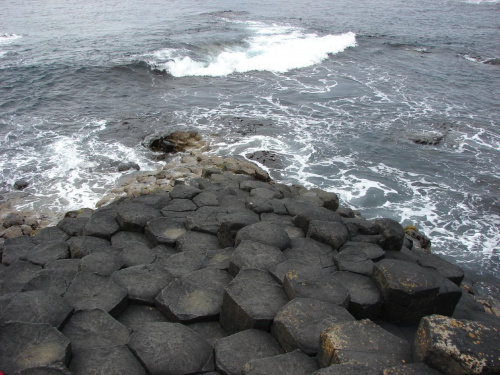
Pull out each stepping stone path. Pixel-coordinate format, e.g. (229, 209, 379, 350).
(0, 153, 495, 374)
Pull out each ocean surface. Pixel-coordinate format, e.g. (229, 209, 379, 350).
(1, 0, 499, 295)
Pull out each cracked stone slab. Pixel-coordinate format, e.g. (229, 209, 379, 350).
(217, 212, 260, 247)
(69, 346, 146, 375)
(112, 264, 174, 305)
(243, 350, 319, 375)
(156, 250, 207, 278)
(186, 321, 228, 347)
(372, 218, 405, 251)
(0, 260, 42, 295)
(20, 241, 70, 266)
(215, 329, 284, 375)
(161, 198, 198, 214)
(340, 241, 385, 261)
(22, 269, 74, 296)
(111, 231, 154, 248)
(0, 322, 71, 374)
(145, 217, 187, 246)
(79, 252, 124, 276)
(414, 314, 500, 375)
(128, 322, 214, 375)
(176, 230, 221, 253)
(32, 226, 70, 244)
(116, 202, 162, 232)
(64, 272, 128, 315)
(156, 268, 232, 322)
(0, 290, 73, 329)
(318, 319, 412, 371)
(307, 220, 350, 250)
(67, 236, 112, 258)
(219, 268, 289, 334)
(62, 308, 130, 352)
(169, 184, 202, 199)
(2, 236, 36, 265)
(83, 208, 120, 239)
(272, 297, 355, 355)
(270, 259, 332, 285)
(333, 247, 375, 276)
(292, 207, 342, 232)
(119, 241, 156, 267)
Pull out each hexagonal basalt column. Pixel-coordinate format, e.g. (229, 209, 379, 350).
(219, 268, 289, 334)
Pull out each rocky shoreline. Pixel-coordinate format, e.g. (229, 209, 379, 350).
(1, 132, 499, 374)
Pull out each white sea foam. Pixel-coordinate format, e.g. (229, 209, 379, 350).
(0, 33, 22, 45)
(146, 22, 356, 77)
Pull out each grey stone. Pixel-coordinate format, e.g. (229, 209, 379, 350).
(204, 247, 235, 270)
(117, 305, 168, 331)
(250, 187, 282, 200)
(229, 240, 286, 276)
(169, 184, 202, 199)
(176, 230, 221, 253)
(313, 364, 379, 375)
(157, 250, 207, 277)
(116, 203, 162, 232)
(186, 321, 228, 347)
(17, 366, 72, 375)
(0, 261, 42, 295)
(21, 241, 70, 266)
(112, 264, 173, 305)
(32, 226, 70, 244)
(373, 259, 441, 325)
(307, 220, 350, 250)
(240, 180, 276, 192)
(414, 315, 500, 375)
(111, 231, 153, 248)
(161, 198, 198, 213)
(128, 322, 214, 375)
(186, 206, 228, 234)
(243, 350, 319, 375)
(217, 212, 260, 247)
(44, 258, 81, 275)
(318, 319, 412, 370)
(272, 298, 355, 355)
(215, 329, 284, 375)
(235, 222, 290, 250)
(382, 363, 443, 375)
(292, 207, 342, 232)
(415, 252, 465, 286)
(83, 208, 120, 239)
(118, 162, 140, 171)
(331, 271, 383, 319)
(70, 346, 146, 374)
(333, 247, 375, 276)
(245, 197, 274, 214)
(67, 236, 111, 258)
(145, 217, 186, 246)
(220, 268, 289, 334)
(57, 217, 89, 236)
(131, 192, 171, 209)
(119, 241, 156, 267)
(270, 259, 330, 285)
(0, 322, 70, 374)
(283, 268, 350, 307)
(341, 218, 379, 237)
(62, 308, 130, 352)
(22, 269, 73, 296)
(64, 272, 128, 315)
(341, 241, 385, 261)
(2, 236, 35, 265)
(3, 213, 24, 227)
(0, 290, 73, 328)
(193, 191, 220, 207)
(79, 252, 124, 276)
(156, 268, 232, 322)
(373, 218, 405, 251)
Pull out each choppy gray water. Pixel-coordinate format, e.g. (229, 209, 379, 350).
(1, 0, 499, 294)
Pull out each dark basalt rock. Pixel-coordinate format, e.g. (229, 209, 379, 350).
(83, 208, 120, 239)
(156, 268, 232, 322)
(318, 319, 412, 370)
(235, 222, 290, 250)
(67, 236, 112, 258)
(14, 179, 29, 190)
(414, 315, 500, 375)
(292, 207, 342, 232)
(283, 237, 336, 268)
(219, 268, 289, 333)
(118, 162, 140, 171)
(157, 250, 207, 277)
(414, 251, 464, 286)
(217, 212, 260, 247)
(240, 180, 276, 192)
(70, 346, 146, 374)
(64, 272, 128, 315)
(22, 270, 73, 296)
(283, 268, 350, 308)
(333, 247, 375, 276)
(204, 247, 235, 270)
(0, 322, 71, 374)
(111, 230, 153, 248)
(131, 192, 171, 209)
(250, 187, 282, 200)
(215, 329, 284, 375)
(0, 260, 42, 295)
(17, 366, 72, 375)
(373, 259, 441, 326)
(307, 220, 350, 250)
(128, 322, 215, 375)
(270, 259, 331, 285)
(373, 218, 405, 251)
(116, 202, 162, 232)
(57, 216, 89, 236)
(161, 198, 198, 213)
(193, 190, 221, 207)
(21, 241, 70, 266)
(409, 132, 445, 146)
(186, 206, 227, 234)
(112, 264, 174, 305)
(340, 241, 385, 261)
(169, 184, 202, 200)
(2, 236, 36, 265)
(243, 349, 319, 375)
(341, 217, 379, 236)
(331, 271, 383, 320)
(44, 258, 81, 275)
(62, 308, 130, 352)
(117, 305, 169, 331)
(0, 290, 73, 328)
(245, 196, 274, 214)
(246, 150, 286, 170)
(186, 321, 228, 347)
(229, 240, 286, 276)
(145, 217, 187, 246)
(119, 241, 156, 267)
(80, 252, 124, 276)
(382, 363, 443, 375)
(313, 364, 379, 374)
(272, 298, 355, 355)
(176, 230, 221, 253)
(283, 198, 321, 216)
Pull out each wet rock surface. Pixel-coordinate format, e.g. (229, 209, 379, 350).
(0, 153, 495, 375)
